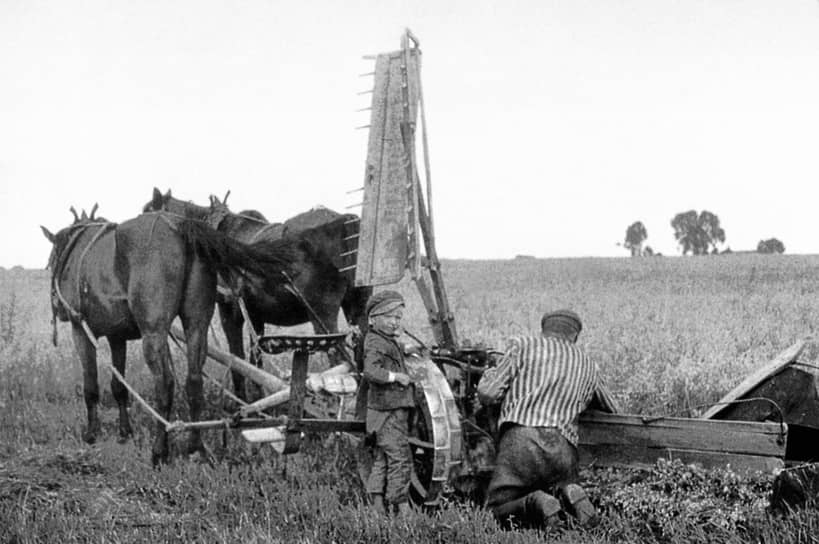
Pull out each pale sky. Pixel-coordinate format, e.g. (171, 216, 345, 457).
(3, 1, 819, 268)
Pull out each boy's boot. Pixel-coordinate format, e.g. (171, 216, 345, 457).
(370, 493, 386, 514)
(397, 501, 412, 516)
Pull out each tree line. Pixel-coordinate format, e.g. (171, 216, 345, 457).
(624, 211, 785, 257)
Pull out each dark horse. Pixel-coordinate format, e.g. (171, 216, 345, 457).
(143, 188, 372, 401)
(41, 207, 293, 464)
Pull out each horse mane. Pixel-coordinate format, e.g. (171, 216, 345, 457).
(176, 218, 299, 288)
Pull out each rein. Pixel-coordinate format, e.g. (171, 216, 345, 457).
(249, 221, 282, 243)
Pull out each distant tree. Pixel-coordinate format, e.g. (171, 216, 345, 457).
(757, 238, 785, 254)
(671, 210, 726, 255)
(624, 221, 648, 257)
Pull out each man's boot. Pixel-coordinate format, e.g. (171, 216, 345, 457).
(526, 490, 562, 527)
(492, 490, 561, 529)
(559, 483, 598, 528)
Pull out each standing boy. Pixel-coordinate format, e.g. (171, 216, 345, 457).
(361, 290, 414, 514)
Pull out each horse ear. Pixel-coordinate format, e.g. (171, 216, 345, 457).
(90, 203, 98, 220)
(81, 209, 88, 220)
(223, 190, 231, 206)
(41, 226, 56, 244)
(69, 206, 79, 222)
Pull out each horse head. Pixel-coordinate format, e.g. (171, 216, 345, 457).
(207, 193, 236, 230)
(144, 187, 212, 222)
(143, 187, 173, 213)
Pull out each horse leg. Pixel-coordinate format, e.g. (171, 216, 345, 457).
(141, 331, 174, 465)
(181, 318, 209, 456)
(342, 285, 372, 333)
(72, 324, 101, 444)
(243, 312, 268, 402)
(342, 286, 372, 367)
(181, 261, 216, 458)
(309, 302, 345, 367)
(218, 300, 248, 403)
(108, 336, 133, 443)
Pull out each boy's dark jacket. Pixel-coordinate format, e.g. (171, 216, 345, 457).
(361, 329, 415, 410)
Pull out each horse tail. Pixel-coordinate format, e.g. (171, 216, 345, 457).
(176, 219, 297, 285)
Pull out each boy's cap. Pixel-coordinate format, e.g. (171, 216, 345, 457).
(366, 290, 405, 317)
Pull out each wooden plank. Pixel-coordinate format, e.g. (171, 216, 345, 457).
(579, 444, 784, 473)
(579, 412, 786, 457)
(355, 50, 420, 287)
(701, 340, 806, 420)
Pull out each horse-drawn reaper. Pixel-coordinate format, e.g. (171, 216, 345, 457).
(44, 30, 819, 511)
(166, 30, 809, 507)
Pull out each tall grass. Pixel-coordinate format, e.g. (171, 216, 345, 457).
(2, 255, 818, 542)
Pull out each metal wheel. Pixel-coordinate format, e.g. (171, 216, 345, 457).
(357, 357, 462, 506)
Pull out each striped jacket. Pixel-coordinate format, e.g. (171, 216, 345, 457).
(477, 334, 601, 446)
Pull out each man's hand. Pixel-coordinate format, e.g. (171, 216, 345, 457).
(393, 372, 412, 387)
(471, 394, 483, 414)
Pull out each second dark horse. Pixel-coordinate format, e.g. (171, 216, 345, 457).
(144, 188, 372, 401)
(42, 209, 294, 464)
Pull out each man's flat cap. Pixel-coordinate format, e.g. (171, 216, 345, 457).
(541, 309, 583, 332)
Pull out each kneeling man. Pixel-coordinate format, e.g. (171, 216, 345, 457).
(477, 309, 603, 528)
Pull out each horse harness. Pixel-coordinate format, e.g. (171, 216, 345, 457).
(49, 221, 117, 345)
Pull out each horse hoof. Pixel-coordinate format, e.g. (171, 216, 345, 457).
(151, 451, 169, 467)
(118, 423, 133, 444)
(188, 447, 215, 466)
(82, 430, 98, 444)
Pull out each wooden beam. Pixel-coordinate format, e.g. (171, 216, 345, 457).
(169, 323, 287, 394)
(578, 411, 786, 472)
(701, 340, 806, 420)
